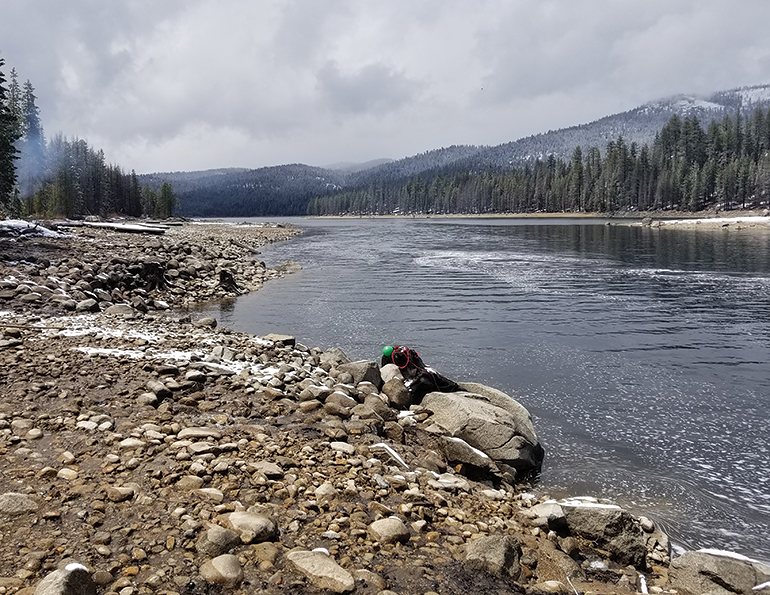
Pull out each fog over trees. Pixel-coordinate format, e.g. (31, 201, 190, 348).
(0, 57, 166, 219)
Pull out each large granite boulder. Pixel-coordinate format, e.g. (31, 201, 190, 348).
(559, 499, 647, 569)
(668, 550, 770, 595)
(420, 381, 544, 477)
(464, 534, 522, 580)
(527, 497, 670, 571)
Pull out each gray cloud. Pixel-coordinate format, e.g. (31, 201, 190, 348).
(317, 61, 418, 115)
(2, 0, 770, 172)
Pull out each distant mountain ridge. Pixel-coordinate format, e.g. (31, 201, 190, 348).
(354, 83, 770, 180)
(141, 83, 770, 217)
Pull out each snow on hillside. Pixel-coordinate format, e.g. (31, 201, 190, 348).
(736, 85, 770, 104)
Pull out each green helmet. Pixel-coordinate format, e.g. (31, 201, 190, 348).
(382, 345, 395, 357)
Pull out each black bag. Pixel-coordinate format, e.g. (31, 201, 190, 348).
(381, 345, 459, 402)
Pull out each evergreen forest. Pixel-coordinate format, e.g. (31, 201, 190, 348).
(308, 109, 770, 216)
(0, 57, 175, 220)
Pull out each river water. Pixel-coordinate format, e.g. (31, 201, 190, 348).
(200, 217, 770, 562)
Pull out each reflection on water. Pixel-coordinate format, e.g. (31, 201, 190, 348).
(201, 217, 770, 562)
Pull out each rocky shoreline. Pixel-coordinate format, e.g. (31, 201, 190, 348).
(1, 221, 768, 595)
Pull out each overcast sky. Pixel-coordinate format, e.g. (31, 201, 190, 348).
(2, 1, 770, 174)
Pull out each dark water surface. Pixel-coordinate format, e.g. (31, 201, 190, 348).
(201, 217, 770, 562)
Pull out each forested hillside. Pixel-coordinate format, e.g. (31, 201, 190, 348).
(309, 109, 770, 215)
(139, 165, 344, 217)
(145, 83, 770, 218)
(0, 57, 172, 219)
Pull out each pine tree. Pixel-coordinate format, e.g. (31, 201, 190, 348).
(0, 57, 21, 212)
(155, 182, 178, 218)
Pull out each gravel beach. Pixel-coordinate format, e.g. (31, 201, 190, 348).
(1, 221, 767, 595)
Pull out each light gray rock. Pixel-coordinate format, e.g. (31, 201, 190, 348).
(320, 347, 351, 367)
(427, 473, 471, 492)
(379, 363, 403, 384)
(75, 298, 99, 312)
(382, 377, 411, 409)
(11, 418, 34, 435)
(315, 482, 339, 506)
(330, 441, 356, 455)
(531, 580, 569, 593)
(250, 460, 283, 478)
(118, 437, 146, 450)
(464, 534, 522, 580)
(176, 475, 205, 490)
(103, 304, 136, 317)
(337, 360, 382, 388)
(177, 427, 222, 440)
(286, 550, 355, 593)
(529, 501, 567, 532)
(367, 517, 410, 544)
(130, 295, 148, 312)
(560, 500, 647, 569)
(199, 554, 243, 589)
(193, 316, 217, 328)
(421, 384, 544, 474)
(364, 394, 396, 420)
(668, 550, 770, 595)
(224, 512, 278, 543)
(263, 333, 295, 346)
(196, 524, 241, 557)
(441, 436, 497, 471)
(34, 562, 96, 595)
(145, 379, 171, 400)
(0, 492, 39, 516)
(185, 369, 207, 382)
(211, 345, 237, 361)
(325, 392, 358, 409)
